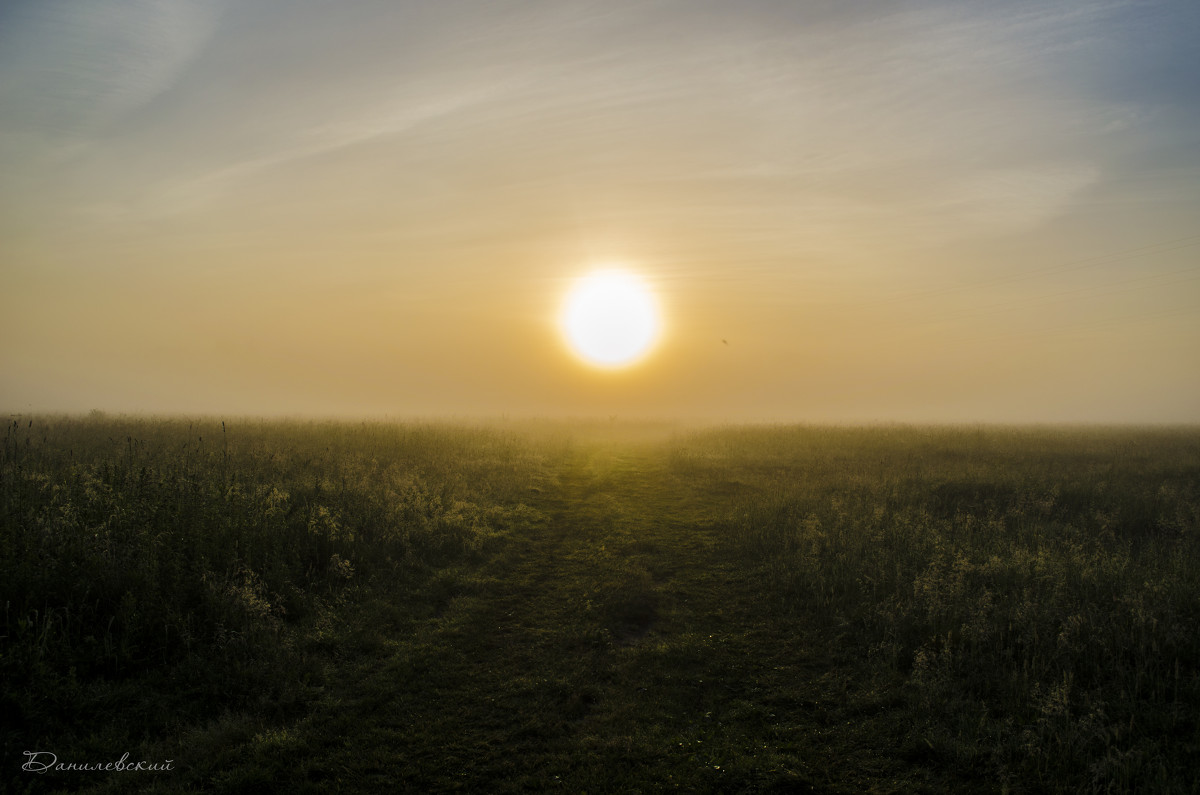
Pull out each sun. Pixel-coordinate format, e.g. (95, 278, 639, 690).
(560, 269, 661, 368)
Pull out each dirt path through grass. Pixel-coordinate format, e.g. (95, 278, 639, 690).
(122, 437, 953, 793)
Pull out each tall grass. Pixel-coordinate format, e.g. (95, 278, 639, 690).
(669, 425, 1200, 791)
(0, 415, 553, 765)
(6, 418, 1196, 791)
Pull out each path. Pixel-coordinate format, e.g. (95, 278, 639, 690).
(183, 437, 925, 793)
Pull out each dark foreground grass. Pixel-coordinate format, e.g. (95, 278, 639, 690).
(670, 426, 1200, 791)
(2, 418, 1197, 793)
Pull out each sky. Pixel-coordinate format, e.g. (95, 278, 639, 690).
(2, 0, 1198, 423)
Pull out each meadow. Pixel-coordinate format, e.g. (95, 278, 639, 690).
(2, 417, 1197, 793)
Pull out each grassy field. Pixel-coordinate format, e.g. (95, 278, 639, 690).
(2, 417, 1198, 793)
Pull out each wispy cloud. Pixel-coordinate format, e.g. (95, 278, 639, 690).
(1, 0, 1186, 246)
(0, 0, 224, 155)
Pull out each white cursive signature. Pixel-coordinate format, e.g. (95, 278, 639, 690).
(22, 751, 174, 773)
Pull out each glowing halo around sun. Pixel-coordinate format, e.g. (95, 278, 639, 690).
(559, 269, 661, 368)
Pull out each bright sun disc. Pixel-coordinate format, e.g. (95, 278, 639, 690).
(560, 270, 660, 368)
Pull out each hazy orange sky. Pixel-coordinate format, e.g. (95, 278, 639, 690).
(2, 1, 1198, 422)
